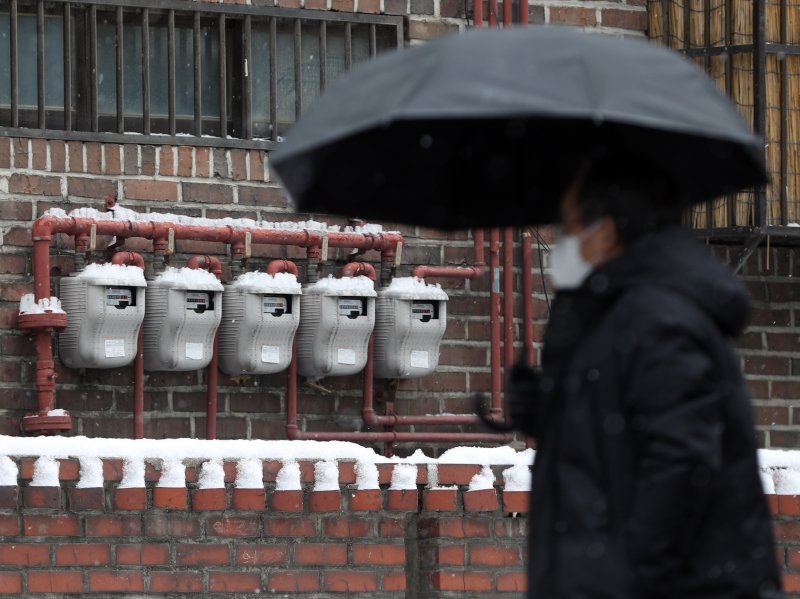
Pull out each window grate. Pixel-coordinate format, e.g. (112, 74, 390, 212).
(0, 0, 403, 148)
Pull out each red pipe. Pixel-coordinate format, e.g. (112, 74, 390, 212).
(473, 0, 483, 26)
(186, 255, 223, 440)
(111, 251, 145, 270)
(503, 228, 515, 376)
(266, 259, 299, 276)
(520, 0, 528, 24)
(521, 229, 535, 366)
(502, 0, 512, 26)
(490, 228, 502, 416)
(340, 262, 377, 281)
(411, 229, 486, 280)
(488, 0, 498, 27)
(109, 251, 147, 439)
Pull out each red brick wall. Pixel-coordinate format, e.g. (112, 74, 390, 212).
(0, 458, 529, 596)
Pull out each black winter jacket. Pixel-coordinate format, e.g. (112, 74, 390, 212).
(524, 230, 782, 599)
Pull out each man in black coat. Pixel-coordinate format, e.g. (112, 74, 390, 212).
(514, 158, 782, 598)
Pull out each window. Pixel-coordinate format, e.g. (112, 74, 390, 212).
(0, 0, 403, 146)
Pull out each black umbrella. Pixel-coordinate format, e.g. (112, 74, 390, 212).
(271, 27, 766, 230)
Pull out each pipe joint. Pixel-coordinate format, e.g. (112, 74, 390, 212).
(266, 260, 299, 276)
(341, 262, 377, 281)
(187, 255, 223, 278)
(111, 251, 146, 270)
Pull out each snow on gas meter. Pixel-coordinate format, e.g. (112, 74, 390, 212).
(59, 263, 147, 369)
(296, 275, 376, 377)
(143, 267, 223, 371)
(219, 271, 302, 375)
(374, 277, 448, 378)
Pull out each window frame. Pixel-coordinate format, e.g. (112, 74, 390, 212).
(0, 0, 404, 149)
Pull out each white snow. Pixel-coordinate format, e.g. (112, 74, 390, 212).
(198, 459, 225, 490)
(438, 446, 535, 466)
(761, 470, 776, 494)
(76, 457, 104, 489)
(0, 456, 18, 486)
(390, 464, 418, 490)
(18, 294, 65, 315)
(235, 458, 265, 489)
(773, 468, 800, 494)
(75, 262, 146, 286)
(45, 205, 393, 235)
(47, 409, 68, 416)
(759, 449, 800, 470)
(157, 458, 186, 488)
(230, 271, 302, 294)
(502, 464, 532, 492)
(355, 461, 380, 490)
(381, 277, 449, 301)
(314, 461, 340, 491)
(305, 275, 376, 297)
(30, 456, 60, 487)
(151, 266, 224, 291)
(118, 458, 145, 489)
(275, 461, 301, 491)
(468, 465, 496, 491)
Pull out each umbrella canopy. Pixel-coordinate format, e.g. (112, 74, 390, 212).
(271, 27, 766, 230)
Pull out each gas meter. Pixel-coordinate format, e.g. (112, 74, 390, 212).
(374, 277, 448, 378)
(219, 271, 302, 375)
(296, 275, 376, 377)
(59, 263, 147, 369)
(143, 267, 223, 371)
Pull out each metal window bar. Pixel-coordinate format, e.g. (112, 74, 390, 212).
(1, 0, 402, 148)
(115, 4, 123, 133)
(142, 7, 149, 135)
(63, 1, 71, 130)
(37, 0, 45, 128)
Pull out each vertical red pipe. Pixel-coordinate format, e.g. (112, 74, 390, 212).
(473, 0, 483, 26)
(502, 0, 512, 26)
(133, 327, 144, 439)
(206, 334, 219, 440)
(521, 229, 535, 367)
(502, 228, 515, 376)
(489, 228, 502, 415)
(519, 0, 528, 24)
(286, 339, 299, 439)
(488, 0, 498, 27)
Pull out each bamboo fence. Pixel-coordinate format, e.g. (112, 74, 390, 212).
(648, 0, 800, 228)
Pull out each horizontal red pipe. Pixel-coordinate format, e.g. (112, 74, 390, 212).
(411, 265, 485, 279)
(266, 259, 299, 276)
(363, 412, 482, 427)
(286, 428, 513, 443)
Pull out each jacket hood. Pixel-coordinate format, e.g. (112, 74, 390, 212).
(587, 229, 750, 337)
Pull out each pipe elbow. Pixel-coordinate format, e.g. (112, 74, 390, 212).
(266, 259, 299, 276)
(187, 255, 223, 278)
(285, 424, 301, 441)
(341, 262, 377, 281)
(111, 251, 146, 270)
(32, 215, 59, 240)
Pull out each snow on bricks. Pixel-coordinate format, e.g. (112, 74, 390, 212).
(0, 455, 530, 596)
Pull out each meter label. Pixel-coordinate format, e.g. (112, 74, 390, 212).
(104, 339, 126, 358)
(412, 303, 435, 320)
(186, 292, 210, 311)
(185, 342, 204, 360)
(261, 345, 280, 364)
(262, 296, 288, 315)
(106, 288, 132, 307)
(338, 299, 363, 317)
(337, 348, 357, 365)
(410, 350, 429, 369)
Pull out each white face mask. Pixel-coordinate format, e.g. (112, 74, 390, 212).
(549, 221, 601, 290)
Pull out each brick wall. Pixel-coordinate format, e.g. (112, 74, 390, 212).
(0, 457, 528, 596)
(0, 3, 651, 448)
